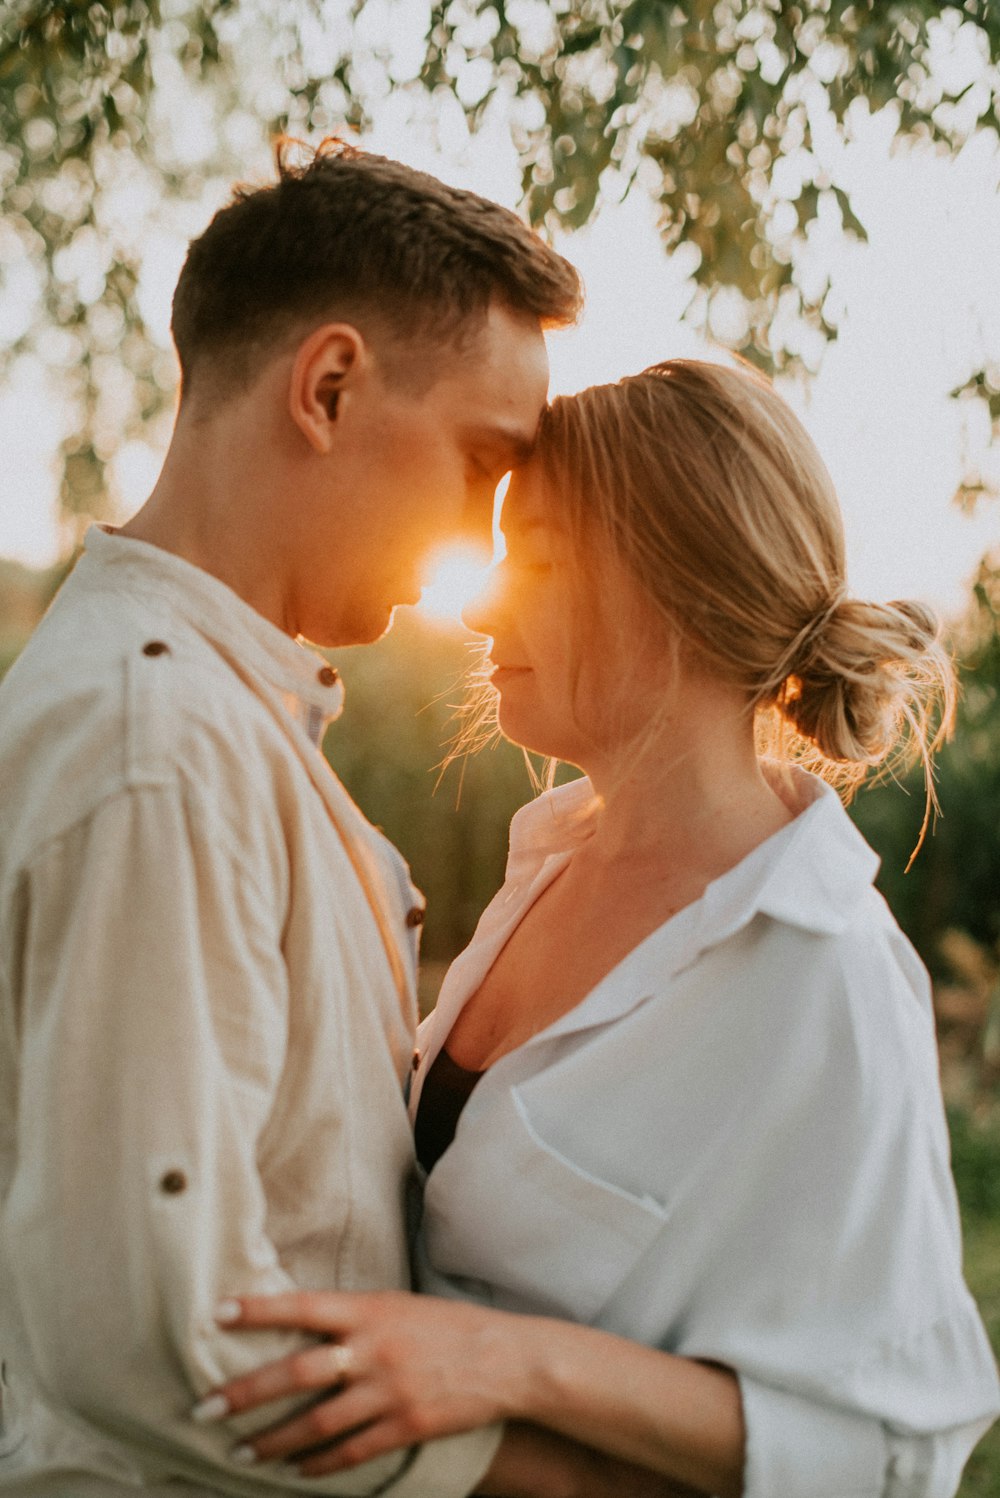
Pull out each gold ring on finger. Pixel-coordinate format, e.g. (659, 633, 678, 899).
(324, 1341, 356, 1384)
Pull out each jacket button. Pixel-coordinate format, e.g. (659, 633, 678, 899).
(317, 665, 339, 687)
(159, 1169, 187, 1195)
(142, 641, 171, 657)
(405, 906, 424, 928)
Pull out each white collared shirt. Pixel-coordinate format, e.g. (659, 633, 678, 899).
(0, 526, 500, 1498)
(411, 768, 1000, 1498)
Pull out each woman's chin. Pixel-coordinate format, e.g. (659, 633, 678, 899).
(495, 706, 576, 765)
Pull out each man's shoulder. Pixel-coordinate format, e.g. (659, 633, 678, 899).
(0, 569, 292, 858)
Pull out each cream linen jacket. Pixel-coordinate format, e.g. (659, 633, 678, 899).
(411, 770, 1000, 1498)
(0, 527, 500, 1497)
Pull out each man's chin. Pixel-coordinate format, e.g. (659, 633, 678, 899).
(354, 606, 398, 646)
(311, 604, 397, 650)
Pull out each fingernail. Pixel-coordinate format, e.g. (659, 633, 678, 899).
(231, 1444, 257, 1466)
(214, 1299, 241, 1325)
(191, 1393, 229, 1424)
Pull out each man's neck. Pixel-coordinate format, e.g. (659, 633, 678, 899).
(121, 436, 297, 637)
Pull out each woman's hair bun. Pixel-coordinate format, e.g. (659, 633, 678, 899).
(882, 598, 939, 649)
(779, 596, 952, 770)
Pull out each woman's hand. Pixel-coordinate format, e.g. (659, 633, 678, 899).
(193, 1289, 531, 1475)
(193, 1288, 743, 1494)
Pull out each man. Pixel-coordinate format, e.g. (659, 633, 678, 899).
(0, 140, 636, 1497)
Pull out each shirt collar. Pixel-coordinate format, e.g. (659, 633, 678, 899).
(504, 775, 600, 878)
(491, 764, 881, 1052)
(506, 762, 880, 945)
(80, 525, 345, 738)
(697, 763, 880, 943)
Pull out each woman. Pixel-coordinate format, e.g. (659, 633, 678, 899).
(192, 360, 1000, 1495)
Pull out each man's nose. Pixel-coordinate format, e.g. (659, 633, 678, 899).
(461, 598, 489, 636)
(460, 582, 490, 635)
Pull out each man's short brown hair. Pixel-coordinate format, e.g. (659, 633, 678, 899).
(171, 138, 583, 403)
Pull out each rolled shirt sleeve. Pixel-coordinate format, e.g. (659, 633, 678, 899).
(739, 1375, 997, 1498)
(739, 1378, 890, 1497)
(734, 1262, 1000, 1498)
(4, 782, 499, 1497)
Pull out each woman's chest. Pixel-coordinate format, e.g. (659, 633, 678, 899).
(445, 862, 692, 1069)
(417, 950, 747, 1333)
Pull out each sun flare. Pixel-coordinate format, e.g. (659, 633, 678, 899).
(416, 544, 495, 626)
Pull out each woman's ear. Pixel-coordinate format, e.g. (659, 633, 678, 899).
(288, 323, 367, 453)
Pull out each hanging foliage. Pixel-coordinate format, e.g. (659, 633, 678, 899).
(2, 1, 999, 523)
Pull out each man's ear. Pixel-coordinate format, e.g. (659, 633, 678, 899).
(288, 324, 367, 453)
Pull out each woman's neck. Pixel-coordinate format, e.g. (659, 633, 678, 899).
(578, 693, 797, 883)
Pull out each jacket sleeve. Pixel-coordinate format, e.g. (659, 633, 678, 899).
(4, 782, 499, 1498)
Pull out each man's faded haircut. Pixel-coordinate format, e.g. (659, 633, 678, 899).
(171, 138, 583, 404)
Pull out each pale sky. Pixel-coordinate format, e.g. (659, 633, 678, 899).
(1, 78, 998, 620)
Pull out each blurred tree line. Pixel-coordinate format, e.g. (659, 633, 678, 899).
(854, 555, 1000, 960)
(853, 555, 1000, 1100)
(323, 614, 536, 974)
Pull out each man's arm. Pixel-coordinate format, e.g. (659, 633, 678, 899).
(5, 781, 497, 1496)
(480, 1424, 705, 1498)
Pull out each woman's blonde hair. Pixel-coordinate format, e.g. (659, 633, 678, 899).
(529, 359, 955, 843)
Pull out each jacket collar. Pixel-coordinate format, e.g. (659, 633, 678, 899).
(79, 525, 345, 740)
